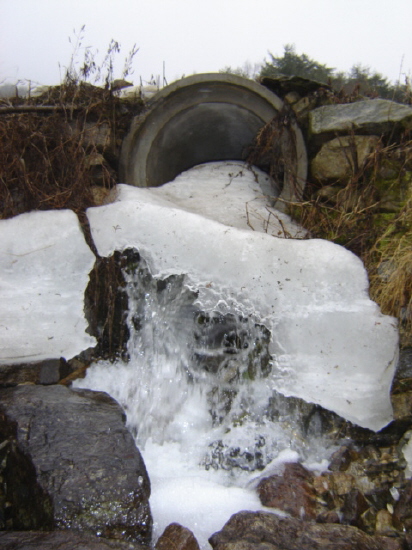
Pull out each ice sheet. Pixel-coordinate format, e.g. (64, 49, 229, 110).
(0, 210, 96, 364)
(87, 164, 398, 431)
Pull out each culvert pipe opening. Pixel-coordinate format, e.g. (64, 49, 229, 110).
(120, 73, 308, 209)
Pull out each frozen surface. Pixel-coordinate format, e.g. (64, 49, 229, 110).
(0, 210, 96, 364)
(148, 161, 307, 237)
(87, 162, 399, 431)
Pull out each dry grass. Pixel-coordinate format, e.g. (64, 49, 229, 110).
(0, 27, 142, 222)
(0, 85, 144, 222)
(1, 112, 93, 218)
(366, 194, 412, 345)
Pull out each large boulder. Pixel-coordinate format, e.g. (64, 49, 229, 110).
(0, 385, 152, 544)
(309, 99, 412, 136)
(208, 511, 400, 550)
(0, 531, 148, 550)
(311, 135, 380, 182)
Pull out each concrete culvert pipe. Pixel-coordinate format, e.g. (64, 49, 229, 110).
(120, 73, 307, 207)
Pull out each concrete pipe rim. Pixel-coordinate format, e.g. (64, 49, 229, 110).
(120, 73, 307, 210)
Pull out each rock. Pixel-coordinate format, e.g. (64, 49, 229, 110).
(309, 99, 412, 136)
(392, 392, 412, 420)
(260, 75, 330, 97)
(326, 471, 357, 496)
(391, 347, 412, 394)
(341, 488, 369, 528)
(311, 135, 380, 182)
(0, 358, 68, 387)
(111, 79, 133, 92)
(400, 430, 412, 477)
(293, 94, 320, 119)
(375, 509, 396, 536)
(0, 385, 152, 544)
(0, 531, 147, 549)
(74, 121, 112, 150)
(316, 510, 341, 524)
(329, 445, 356, 472)
(209, 511, 390, 550)
(91, 185, 114, 206)
(155, 523, 200, 550)
(393, 480, 412, 530)
(257, 462, 317, 520)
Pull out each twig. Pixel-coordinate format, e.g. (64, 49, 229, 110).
(245, 202, 255, 230)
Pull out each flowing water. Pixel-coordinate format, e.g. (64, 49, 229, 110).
(75, 251, 337, 548)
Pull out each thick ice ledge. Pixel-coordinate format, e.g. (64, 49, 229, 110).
(0, 210, 96, 364)
(87, 184, 399, 431)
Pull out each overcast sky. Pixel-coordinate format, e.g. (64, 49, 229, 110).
(1, 0, 411, 88)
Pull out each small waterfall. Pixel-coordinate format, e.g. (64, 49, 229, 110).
(75, 250, 338, 547)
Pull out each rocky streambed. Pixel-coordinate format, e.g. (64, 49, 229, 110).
(0, 347, 412, 550)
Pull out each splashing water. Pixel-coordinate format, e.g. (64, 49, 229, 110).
(75, 251, 336, 548)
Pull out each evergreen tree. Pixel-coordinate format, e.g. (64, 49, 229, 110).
(260, 44, 334, 83)
(342, 63, 392, 98)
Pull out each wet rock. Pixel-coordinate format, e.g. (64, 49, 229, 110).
(375, 509, 397, 536)
(209, 511, 392, 550)
(341, 488, 369, 528)
(0, 385, 152, 544)
(400, 430, 412, 477)
(0, 531, 147, 549)
(393, 480, 412, 530)
(325, 471, 357, 496)
(155, 523, 200, 550)
(309, 99, 412, 136)
(329, 445, 356, 472)
(257, 462, 317, 520)
(0, 358, 66, 387)
(392, 393, 412, 420)
(316, 510, 341, 524)
(391, 348, 412, 420)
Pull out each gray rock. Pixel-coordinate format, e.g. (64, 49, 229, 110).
(260, 75, 330, 97)
(0, 385, 152, 544)
(309, 99, 412, 136)
(311, 135, 380, 182)
(0, 358, 63, 387)
(209, 511, 391, 550)
(0, 531, 148, 550)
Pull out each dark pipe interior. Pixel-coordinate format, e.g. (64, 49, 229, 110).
(146, 103, 267, 187)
